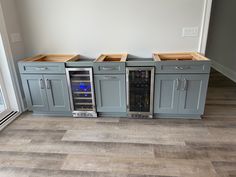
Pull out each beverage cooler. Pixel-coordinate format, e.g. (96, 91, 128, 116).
(66, 68, 97, 118)
(126, 67, 155, 118)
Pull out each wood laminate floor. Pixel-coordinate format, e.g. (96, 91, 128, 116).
(0, 69, 235, 177)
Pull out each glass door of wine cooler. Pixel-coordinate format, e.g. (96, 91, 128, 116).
(126, 67, 154, 118)
(66, 68, 97, 117)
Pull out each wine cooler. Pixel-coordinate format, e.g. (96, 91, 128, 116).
(66, 68, 97, 118)
(126, 67, 155, 118)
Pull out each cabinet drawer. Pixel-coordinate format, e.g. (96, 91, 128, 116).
(93, 63, 126, 74)
(155, 61, 211, 74)
(18, 62, 66, 74)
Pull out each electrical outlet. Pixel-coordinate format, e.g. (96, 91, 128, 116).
(11, 33, 22, 43)
(182, 27, 199, 37)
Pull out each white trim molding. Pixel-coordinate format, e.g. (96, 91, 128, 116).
(198, 0, 213, 54)
(212, 60, 236, 83)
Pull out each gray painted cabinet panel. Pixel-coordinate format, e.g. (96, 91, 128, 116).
(154, 74, 180, 114)
(94, 75, 126, 112)
(44, 75, 71, 112)
(93, 63, 126, 74)
(155, 61, 211, 74)
(18, 62, 66, 74)
(21, 74, 49, 112)
(179, 74, 209, 114)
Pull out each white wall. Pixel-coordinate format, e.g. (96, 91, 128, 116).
(16, 0, 205, 58)
(0, 0, 25, 61)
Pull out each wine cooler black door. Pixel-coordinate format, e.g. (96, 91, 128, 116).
(128, 69, 152, 113)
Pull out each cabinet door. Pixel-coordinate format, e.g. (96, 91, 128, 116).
(154, 75, 180, 114)
(44, 75, 71, 112)
(94, 75, 126, 112)
(179, 74, 209, 114)
(21, 74, 49, 112)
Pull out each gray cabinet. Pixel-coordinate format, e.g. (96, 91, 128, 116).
(21, 75, 49, 112)
(179, 74, 209, 114)
(21, 74, 70, 112)
(94, 75, 126, 112)
(154, 74, 209, 116)
(154, 75, 180, 114)
(44, 75, 71, 112)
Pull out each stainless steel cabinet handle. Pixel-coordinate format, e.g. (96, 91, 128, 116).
(175, 66, 191, 70)
(101, 67, 117, 71)
(46, 79, 51, 89)
(175, 66, 184, 70)
(182, 79, 188, 91)
(39, 79, 45, 89)
(36, 67, 48, 71)
(176, 78, 181, 90)
(103, 76, 117, 80)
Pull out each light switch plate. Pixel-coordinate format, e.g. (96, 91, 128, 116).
(10, 33, 22, 43)
(182, 27, 199, 37)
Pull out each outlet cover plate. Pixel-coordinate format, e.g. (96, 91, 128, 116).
(182, 27, 199, 37)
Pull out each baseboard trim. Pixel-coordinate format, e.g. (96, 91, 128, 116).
(211, 60, 236, 83)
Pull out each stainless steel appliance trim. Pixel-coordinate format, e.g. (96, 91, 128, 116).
(66, 68, 97, 117)
(72, 111, 98, 118)
(126, 67, 155, 118)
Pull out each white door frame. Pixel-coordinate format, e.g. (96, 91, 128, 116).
(0, 1, 23, 113)
(198, 0, 213, 54)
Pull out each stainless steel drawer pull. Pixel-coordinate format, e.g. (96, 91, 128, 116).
(175, 66, 191, 70)
(175, 66, 184, 70)
(103, 76, 117, 80)
(46, 79, 51, 89)
(101, 67, 118, 71)
(39, 79, 45, 89)
(36, 67, 48, 71)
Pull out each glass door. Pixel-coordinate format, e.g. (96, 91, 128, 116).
(66, 68, 97, 118)
(0, 71, 10, 119)
(126, 67, 155, 118)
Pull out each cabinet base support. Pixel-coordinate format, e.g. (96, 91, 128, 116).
(32, 111, 73, 117)
(154, 113, 202, 119)
(98, 112, 128, 118)
(27, 111, 203, 119)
